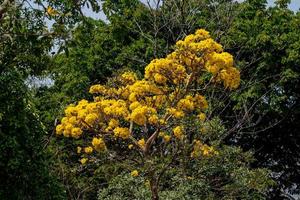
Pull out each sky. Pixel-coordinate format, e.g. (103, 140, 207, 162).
(268, 0, 300, 10)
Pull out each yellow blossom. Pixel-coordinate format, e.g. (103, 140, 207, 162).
(158, 131, 165, 137)
(129, 101, 141, 110)
(120, 71, 138, 84)
(68, 116, 77, 124)
(130, 105, 156, 126)
(131, 170, 139, 177)
(63, 129, 71, 137)
(148, 115, 159, 124)
(84, 146, 93, 154)
(71, 127, 82, 139)
(177, 95, 194, 111)
(194, 94, 208, 110)
(108, 119, 119, 129)
(85, 113, 98, 125)
(154, 73, 167, 84)
(92, 137, 106, 151)
(61, 117, 68, 124)
(198, 113, 206, 122)
(77, 146, 82, 154)
(80, 158, 88, 165)
(65, 123, 73, 131)
(113, 127, 130, 139)
(46, 6, 58, 16)
(65, 105, 77, 117)
(163, 135, 171, 143)
(191, 140, 218, 158)
(55, 124, 64, 135)
(138, 138, 145, 149)
(89, 84, 106, 94)
(77, 109, 88, 120)
(173, 126, 184, 140)
(167, 108, 185, 119)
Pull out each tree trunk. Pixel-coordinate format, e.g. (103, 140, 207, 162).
(150, 179, 159, 200)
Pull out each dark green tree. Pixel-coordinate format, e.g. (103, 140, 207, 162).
(0, 1, 65, 199)
(212, 1, 300, 198)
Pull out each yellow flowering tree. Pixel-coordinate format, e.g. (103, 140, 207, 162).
(55, 29, 240, 200)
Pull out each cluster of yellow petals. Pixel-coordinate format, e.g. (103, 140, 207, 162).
(55, 117, 83, 139)
(120, 71, 138, 84)
(80, 158, 88, 165)
(145, 28, 240, 89)
(177, 95, 194, 111)
(113, 127, 130, 139)
(131, 170, 139, 177)
(138, 138, 146, 149)
(92, 137, 106, 151)
(46, 6, 59, 16)
(55, 29, 240, 163)
(84, 146, 93, 154)
(173, 126, 184, 140)
(77, 146, 82, 154)
(145, 58, 187, 85)
(198, 113, 206, 122)
(129, 103, 157, 126)
(191, 140, 219, 158)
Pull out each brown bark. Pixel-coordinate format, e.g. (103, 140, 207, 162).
(150, 178, 159, 200)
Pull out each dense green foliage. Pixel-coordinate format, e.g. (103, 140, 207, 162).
(96, 119, 273, 200)
(0, 1, 65, 199)
(221, 2, 300, 197)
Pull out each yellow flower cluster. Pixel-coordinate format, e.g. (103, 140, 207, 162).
(138, 138, 146, 149)
(46, 6, 59, 16)
(206, 52, 240, 89)
(127, 80, 162, 102)
(100, 99, 129, 118)
(80, 158, 88, 165)
(55, 29, 240, 162)
(120, 71, 138, 84)
(198, 113, 206, 122)
(55, 100, 101, 139)
(131, 170, 139, 177)
(55, 118, 83, 139)
(129, 103, 157, 126)
(92, 137, 106, 151)
(191, 140, 218, 158)
(163, 135, 171, 143)
(164, 94, 208, 120)
(167, 108, 185, 118)
(89, 84, 106, 94)
(113, 127, 130, 139)
(77, 146, 82, 154)
(159, 28, 239, 89)
(84, 146, 93, 154)
(173, 126, 184, 140)
(145, 58, 187, 85)
(177, 95, 195, 112)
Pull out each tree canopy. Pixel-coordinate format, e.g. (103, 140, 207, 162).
(1, 0, 299, 199)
